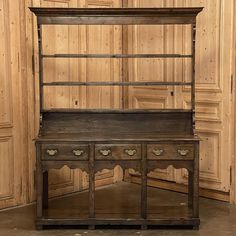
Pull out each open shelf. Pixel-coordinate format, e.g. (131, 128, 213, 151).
(42, 108, 193, 113)
(42, 53, 193, 59)
(43, 182, 191, 220)
(43, 81, 192, 86)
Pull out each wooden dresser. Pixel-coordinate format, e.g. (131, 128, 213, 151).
(30, 7, 203, 230)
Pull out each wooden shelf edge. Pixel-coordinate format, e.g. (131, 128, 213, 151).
(42, 82, 193, 86)
(42, 53, 193, 59)
(41, 108, 193, 113)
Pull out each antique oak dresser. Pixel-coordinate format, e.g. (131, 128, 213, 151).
(30, 7, 203, 230)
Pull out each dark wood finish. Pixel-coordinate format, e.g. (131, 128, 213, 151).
(41, 143, 89, 161)
(30, 7, 203, 25)
(42, 81, 192, 86)
(38, 16, 196, 26)
(88, 144, 95, 229)
(95, 144, 141, 160)
(39, 112, 193, 137)
(29, 7, 204, 16)
(193, 143, 199, 218)
(37, 217, 200, 228)
(43, 171, 48, 209)
(141, 143, 147, 221)
(191, 24, 197, 132)
(188, 170, 194, 208)
(147, 143, 194, 160)
(42, 53, 193, 58)
(36, 143, 43, 219)
(37, 25, 43, 112)
(30, 6, 202, 230)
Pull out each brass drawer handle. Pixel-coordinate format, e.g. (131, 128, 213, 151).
(99, 149, 111, 156)
(153, 149, 164, 156)
(46, 149, 58, 156)
(124, 149, 137, 156)
(178, 149, 189, 156)
(73, 149, 84, 156)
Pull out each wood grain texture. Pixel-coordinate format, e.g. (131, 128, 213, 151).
(32, 5, 202, 229)
(127, 0, 234, 196)
(39, 112, 193, 138)
(0, 0, 235, 213)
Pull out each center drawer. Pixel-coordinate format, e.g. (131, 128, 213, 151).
(95, 144, 141, 160)
(41, 144, 89, 161)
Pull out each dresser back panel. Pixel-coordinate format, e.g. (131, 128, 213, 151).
(40, 111, 193, 136)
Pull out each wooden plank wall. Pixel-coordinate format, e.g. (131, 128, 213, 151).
(125, 0, 234, 201)
(0, 0, 29, 209)
(0, 0, 235, 210)
(0, 0, 124, 210)
(231, 0, 236, 204)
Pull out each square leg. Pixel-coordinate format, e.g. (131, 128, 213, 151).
(43, 171, 48, 209)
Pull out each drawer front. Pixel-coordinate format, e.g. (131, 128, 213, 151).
(42, 144, 89, 161)
(95, 144, 141, 160)
(147, 143, 194, 160)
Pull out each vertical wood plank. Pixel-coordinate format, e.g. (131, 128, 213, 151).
(231, 0, 236, 204)
(122, 0, 129, 109)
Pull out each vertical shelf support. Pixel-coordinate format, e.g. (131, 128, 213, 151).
(37, 24, 43, 113)
(191, 23, 197, 134)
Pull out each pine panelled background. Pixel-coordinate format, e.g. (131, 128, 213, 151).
(0, 0, 235, 210)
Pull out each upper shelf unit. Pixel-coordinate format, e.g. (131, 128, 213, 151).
(30, 7, 203, 25)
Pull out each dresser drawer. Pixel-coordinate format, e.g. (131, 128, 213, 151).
(147, 143, 194, 160)
(95, 144, 141, 160)
(41, 144, 89, 161)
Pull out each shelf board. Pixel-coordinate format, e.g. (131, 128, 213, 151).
(42, 81, 192, 86)
(42, 108, 193, 113)
(42, 54, 193, 59)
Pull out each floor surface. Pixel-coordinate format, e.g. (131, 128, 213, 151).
(0, 182, 236, 236)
